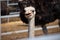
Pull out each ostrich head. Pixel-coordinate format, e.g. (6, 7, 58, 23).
(24, 6, 36, 19)
(18, 0, 36, 19)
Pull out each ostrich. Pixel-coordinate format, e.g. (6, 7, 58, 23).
(18, 0, 60, 34)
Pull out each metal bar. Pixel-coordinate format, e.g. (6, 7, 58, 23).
(1, 30, 28, 36)
(7, 0, 9, 6)
(1, 25, 59, 36)
(9, 12, 20, 15)
(0, 1, 1, 40)
(7, 3, 18, 6)
(7, 17, 9, 23)
(0, 14, 19, 18)
(0, 0, 7, 1)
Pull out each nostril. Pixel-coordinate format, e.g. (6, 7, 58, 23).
(25, 14, 29, 15)
(25, 13, 31, 15)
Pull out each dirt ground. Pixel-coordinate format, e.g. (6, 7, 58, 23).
(1, 19, 60, 40)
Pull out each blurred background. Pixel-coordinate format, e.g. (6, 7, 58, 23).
(1, 0, 20, 23)
(0, 0, 60, 40)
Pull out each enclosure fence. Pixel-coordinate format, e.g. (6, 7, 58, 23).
(0, 14, 59, 37)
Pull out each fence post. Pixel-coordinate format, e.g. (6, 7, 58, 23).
(0, 1, 1, 40)
(7, 17, 9, 23)
(28, 16, 35, 38)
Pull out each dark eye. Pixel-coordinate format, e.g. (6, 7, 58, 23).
(32, 10, 34, 12)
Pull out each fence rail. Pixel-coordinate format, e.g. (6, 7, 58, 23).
(7, 3, 18, 5)
(0, 13, 59, 38)
(1, 25, 59, 36)
(0, 14, 19, 18)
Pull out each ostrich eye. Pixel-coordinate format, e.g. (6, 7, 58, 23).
(32, 10, 34, 12)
